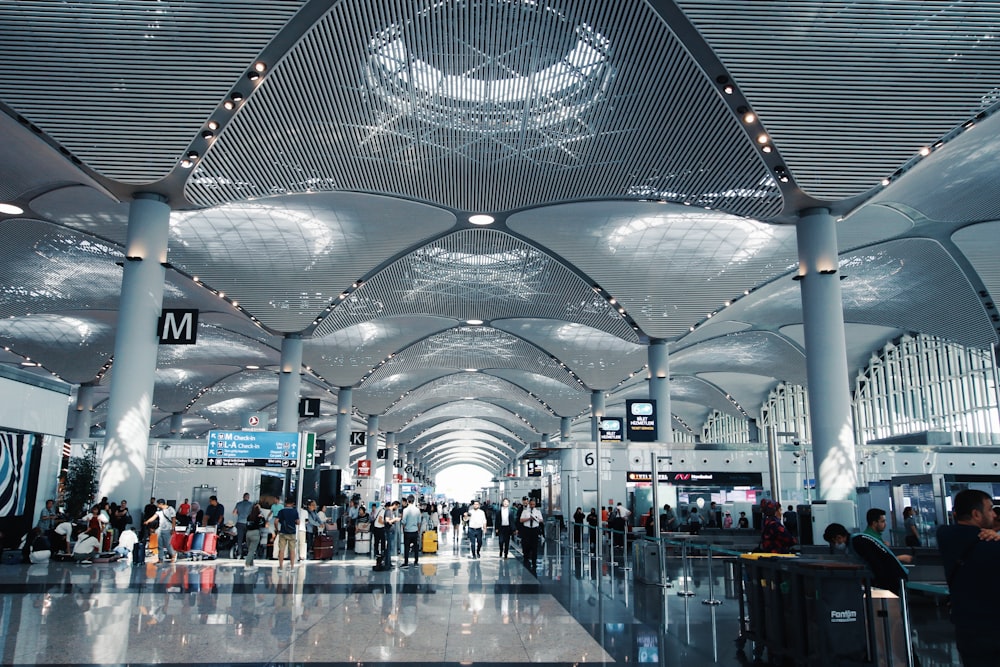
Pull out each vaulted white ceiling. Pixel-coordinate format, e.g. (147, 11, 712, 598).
(1, 0, 999, 477)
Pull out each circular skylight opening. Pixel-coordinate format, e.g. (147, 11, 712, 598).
(0, 203, 24, 215)
(466, 319, 484, 326)
(469, 214, 495, 225)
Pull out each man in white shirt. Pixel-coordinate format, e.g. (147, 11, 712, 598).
(466, 500, 488, 559)
(519, 498, 543, 569)
(73, 528, 100, 563)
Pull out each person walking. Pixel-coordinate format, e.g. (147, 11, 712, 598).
(495, 498, 516, 558)
(467, 500, 487, 559)
(519, 498, 543, 570)
(244, 502, 265, 568)
(144, 499, 176, 564)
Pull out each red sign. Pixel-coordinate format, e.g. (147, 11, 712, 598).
(357, 459, 372, 477)
(393, 473, 403, 482)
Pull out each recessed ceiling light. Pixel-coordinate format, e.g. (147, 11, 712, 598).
(246, 365, 260, 370)
(468, 214, 494, 225)
(466, 319, 484, 325)
(757, 133, 769, 144)
(464, 368, 477, 372)
(0, 203, 24, 215)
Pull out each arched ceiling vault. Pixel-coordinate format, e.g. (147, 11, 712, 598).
(0, 1, 998, 470)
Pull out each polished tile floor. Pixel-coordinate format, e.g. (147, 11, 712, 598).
(0, 527, 960, 666)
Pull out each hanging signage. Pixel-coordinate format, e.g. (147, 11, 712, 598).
(350, 431, 367, 446)
(526, 460, 541, 477)
(302, 432, 317, 470)
(376, 448, 388, 460)
(299, 398, 320, 418)
(206, 430, 299, 467)
(625, 399, 657, 442)
(158, 308, 198, 344)
(357, 459, 372, 477)
(598, 417, 623, 444)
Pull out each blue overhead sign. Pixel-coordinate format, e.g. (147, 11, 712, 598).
(206, 430, 299, 468)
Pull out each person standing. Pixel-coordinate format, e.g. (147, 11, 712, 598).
(937, 489, 1000, 666)
(244, 502, 265, 568)
(372, 502, 387, 559)
(141, 497, 158, 540)
(144, 499, 176, 564)
(572, 507, 585, 546)
(782, 505, 798, 538)
(519, 498, 543, 569)
(275, 497, 299, 570)
(204, 495, 225, 529)
(466, 500, 487, 559)
(660, 503, 677, 532)
(401, 495, 422, 566)
(232, 493, 253, 558)
(586, 508, 599, 551)
(863, 508, 913, 563)
(496, 499, 516, 558)
(758, 499, 796, 554)
(384, 501, 400, 567)
(903, 506, 921, 547)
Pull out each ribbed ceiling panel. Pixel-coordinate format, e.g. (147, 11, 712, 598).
(363, 326, 578, 389)
(396, 416, 532, 446)
(383, 374, 543, 428)
(306, 316, 455, 386)
(384, 401, 537, 441)
(677, 0, 1000, 199)
(154, 364, 245, 415)
(484, 370, 588, 417)
(672, 331, 807, 386)
(0, 1, 305, 183)
(954, 223, 1000, 313)
(316, 228, 639, 340)
(355, 369, 454, 416)
(0, 313, 115, 384)
(168, 194, 454, 332)
(493, 318, 647, 389)
(187, 0, 780, 218)
(509, 202, 799, 339)
(0, 219, 123, 320)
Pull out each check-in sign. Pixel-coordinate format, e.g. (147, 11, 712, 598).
(206, 430, 299, 467)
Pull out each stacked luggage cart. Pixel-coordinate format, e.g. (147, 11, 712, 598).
(168, 526, 221, 561)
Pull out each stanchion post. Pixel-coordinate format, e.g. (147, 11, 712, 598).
(677, 538, 695, 597)
(701, 543, 721, 605)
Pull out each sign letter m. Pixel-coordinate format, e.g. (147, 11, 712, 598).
(159, 309, 199, 344)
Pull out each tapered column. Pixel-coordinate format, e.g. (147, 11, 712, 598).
(590, 390, 605, 442)
(796, 208, 856, 501)
(365, 416, 379, 466)
(648, 338, 671, 443)
(275, 335, 303, 432)
(560, 416, 571, 441)
(99, 194, 170, 507)
(74, 383, 95, 439)
(169, 413, 183, 436)
(334, 387, 353, 470)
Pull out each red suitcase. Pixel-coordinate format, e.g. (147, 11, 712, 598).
(171, 532, 189, 553)
(313, 533, 334, 560)
(102, 531, 112, 552)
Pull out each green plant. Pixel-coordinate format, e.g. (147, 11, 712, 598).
(64, 450, 98, 519)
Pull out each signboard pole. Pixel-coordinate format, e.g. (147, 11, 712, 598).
(594, 434, 602, 569)
(295, 432, 306, 515)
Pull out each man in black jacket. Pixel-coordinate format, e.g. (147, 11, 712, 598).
(937, 489, 1000, 666)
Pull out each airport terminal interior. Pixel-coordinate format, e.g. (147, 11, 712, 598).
(2, 1, 1000, 665)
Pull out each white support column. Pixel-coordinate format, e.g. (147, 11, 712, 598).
(74, 383, 95, 439)
(560, 416, 571, 441)
(99, 193, 170, 508)
(365, 416, 379, 465)
(648, 338, 672, 444)
(169, 413, 183, 436)
(796, 208, 857, 501)
(334, 387, 353, 471)
(275, 335, 303, 432)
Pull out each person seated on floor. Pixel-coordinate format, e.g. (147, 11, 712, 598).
(73, 527, 100, 563)
(114, 527, 139, 560)
(29, 532, 52, 564)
